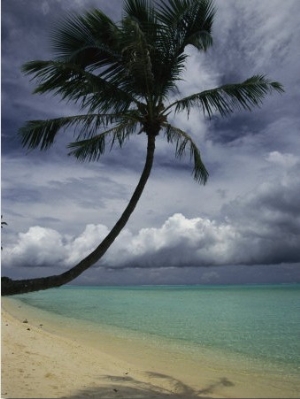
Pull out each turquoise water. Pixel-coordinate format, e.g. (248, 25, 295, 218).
(15, 284, 300, 374)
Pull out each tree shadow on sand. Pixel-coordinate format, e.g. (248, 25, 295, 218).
(60, 372, 234, 399)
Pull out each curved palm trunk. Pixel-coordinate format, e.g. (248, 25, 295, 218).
(2, 134, 156, 296)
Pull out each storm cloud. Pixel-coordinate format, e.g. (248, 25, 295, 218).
(3, 155, 299, 274)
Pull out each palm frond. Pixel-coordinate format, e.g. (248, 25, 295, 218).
(121, 17, 155, 93)
(168, 75, 284, 118)
(121, 1, 175, 98)
(123, 0, 155, 27)
(19, 113, 131, 150)
(157, 0, 215, 51)
(150, 0, 214, 99)
(50, 10, 149, 99)
(50, 5, 161, 99)
(22, 60, 136, 113)
(163, 123, 208, 184)
(51, 9, 120, 69)
(68, 119, 139, 161)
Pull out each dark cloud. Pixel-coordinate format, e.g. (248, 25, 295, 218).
(3, 161, 300, 272)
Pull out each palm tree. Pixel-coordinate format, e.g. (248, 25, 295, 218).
(2, 0, 283, 296)
(1, 215, 7, 229)
(1, 215, 8, 250)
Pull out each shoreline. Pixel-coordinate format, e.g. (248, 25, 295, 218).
(2, 296, 300, 398)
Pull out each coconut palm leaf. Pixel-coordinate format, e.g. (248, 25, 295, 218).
(67, 119, 139, 161)
(168, 75, 284, 118)
(19, 113, 138, 150)
(121, 17, 155, 96)
(51, 9, 121, 69)
(22, 60, 137, 113)
(123, 0, 156, 32)
(163, 123, 209, 183)
(157, 0, 215, 51)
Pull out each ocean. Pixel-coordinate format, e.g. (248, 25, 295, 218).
(13, 283, 300, 380)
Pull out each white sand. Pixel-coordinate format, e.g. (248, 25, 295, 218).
(1, 296, 299, 398)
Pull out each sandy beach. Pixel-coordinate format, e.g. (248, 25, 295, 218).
(1, 297, 228, 399)
(2, 296, 300, 398)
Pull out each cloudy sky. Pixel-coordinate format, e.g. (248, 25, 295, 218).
(1, 0, 300, 286)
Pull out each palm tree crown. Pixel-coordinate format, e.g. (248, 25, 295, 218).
(20, 0, 283, 183)
(2, 0, 283, 295)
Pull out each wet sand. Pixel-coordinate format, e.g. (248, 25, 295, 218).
(1, 297, 299, 398)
